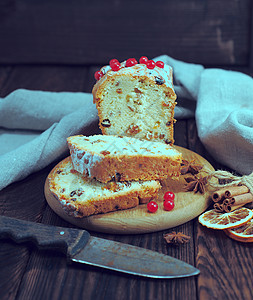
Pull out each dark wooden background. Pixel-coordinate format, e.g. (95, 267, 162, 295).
(0, 1, 253, 300)
(0, 0, 252, 71)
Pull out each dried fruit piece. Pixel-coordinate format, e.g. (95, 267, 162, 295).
(70, 188, 83, 197)
(101, 119, 111, 127)
(155, 76, 165, 85)
(126, 124, 141, 135)
(164, 139, 172, 145)
(116, 88, 122, 94)
(100, 150, 110, 156)
(224, 218, 253, 242)
(70, 191, 76, 197)
(134, 88, 142, 94)
(198, 207, 253, 230)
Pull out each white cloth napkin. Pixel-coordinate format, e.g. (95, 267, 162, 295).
(155, 55, 253, 175)
(0, 90, 99, 190)
(0, 56, 252, 191)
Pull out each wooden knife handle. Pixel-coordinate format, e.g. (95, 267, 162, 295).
(0, 215, 90, 257)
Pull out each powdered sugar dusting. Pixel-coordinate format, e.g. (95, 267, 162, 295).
(69, 135, 180, 157)
(70, 147, 102, 176)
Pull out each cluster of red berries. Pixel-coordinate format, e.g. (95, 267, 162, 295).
(147, 191, 175, 213)
(139, 56, 165, 70)
(94, 56, 165, 81)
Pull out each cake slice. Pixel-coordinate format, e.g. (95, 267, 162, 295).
(67, 134, 182, 183)
(48, 157, 161, 218)
(92, 57, 177, 145)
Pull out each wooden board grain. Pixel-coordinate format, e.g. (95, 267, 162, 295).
(45, 146, 215, 234)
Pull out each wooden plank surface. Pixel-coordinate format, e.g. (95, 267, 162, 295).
(0, 0, 251, 67)
(0, 65, 92, 97)
(0, 64, 253, 300)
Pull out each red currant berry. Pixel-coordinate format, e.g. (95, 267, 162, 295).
(110, 59, 121, 71)
(139, 56, 149, 64)
(146, 60, 156, 69)
(155, 61, 164, 68)
(163, 191, 175, 202)
(147, 201, 158, 213)
(110, 58, 119, 65)
(125, 58, 138, 67)
(94, 70, 103, 81)
(163, 200, 175, 211)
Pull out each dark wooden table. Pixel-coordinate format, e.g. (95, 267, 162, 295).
(0, 64, 252, 300)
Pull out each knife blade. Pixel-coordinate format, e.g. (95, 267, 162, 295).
(0, 215, 199, 279)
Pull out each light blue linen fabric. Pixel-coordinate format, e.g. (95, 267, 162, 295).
(0, 56, 252, 190)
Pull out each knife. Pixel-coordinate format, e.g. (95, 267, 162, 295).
(0, 215, 199, 279)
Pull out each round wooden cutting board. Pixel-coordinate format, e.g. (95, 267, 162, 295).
(44, 146, 215, 234)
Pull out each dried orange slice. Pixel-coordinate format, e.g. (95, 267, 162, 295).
(224, 218, 253, 242)
(198, 207, 253, 230)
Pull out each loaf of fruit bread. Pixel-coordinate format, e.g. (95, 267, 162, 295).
(48, 156, 161, 217)
(92, 56, 177, 145)
(67, 134, 182, 183)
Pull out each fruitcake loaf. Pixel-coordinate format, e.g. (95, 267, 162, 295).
(67, 134, 182, 183)
(92, 56, 177, 145)
(48, 156, 161, 217)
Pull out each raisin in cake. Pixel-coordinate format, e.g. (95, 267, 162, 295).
(67, 134, 182, 183)
(92, 57, 177, 145)
(48, 157, 161, 217)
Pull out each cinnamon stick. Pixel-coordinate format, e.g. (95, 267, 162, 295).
(213, 192, 253, 213)
(212, 188, 227, 202)
(212, 185, 249, 202)
(224, 185, 249, 198)
(223, 198, 235, 205)
(234, 204, 250, 211)
(222, 198, 235, 213)
(222, 193, 253, 213)
(231, 193, 253, 206)
(213, 202, 224, 212)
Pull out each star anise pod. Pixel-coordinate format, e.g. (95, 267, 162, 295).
(184, 174, 208, 194)
(180, 159, 203, 175)
(163, 231, 191, 245)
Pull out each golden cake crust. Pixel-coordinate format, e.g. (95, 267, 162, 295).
(92, 62, 177, 145)
(67, 135, 182, 183)
(48, 157, 161, 218)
